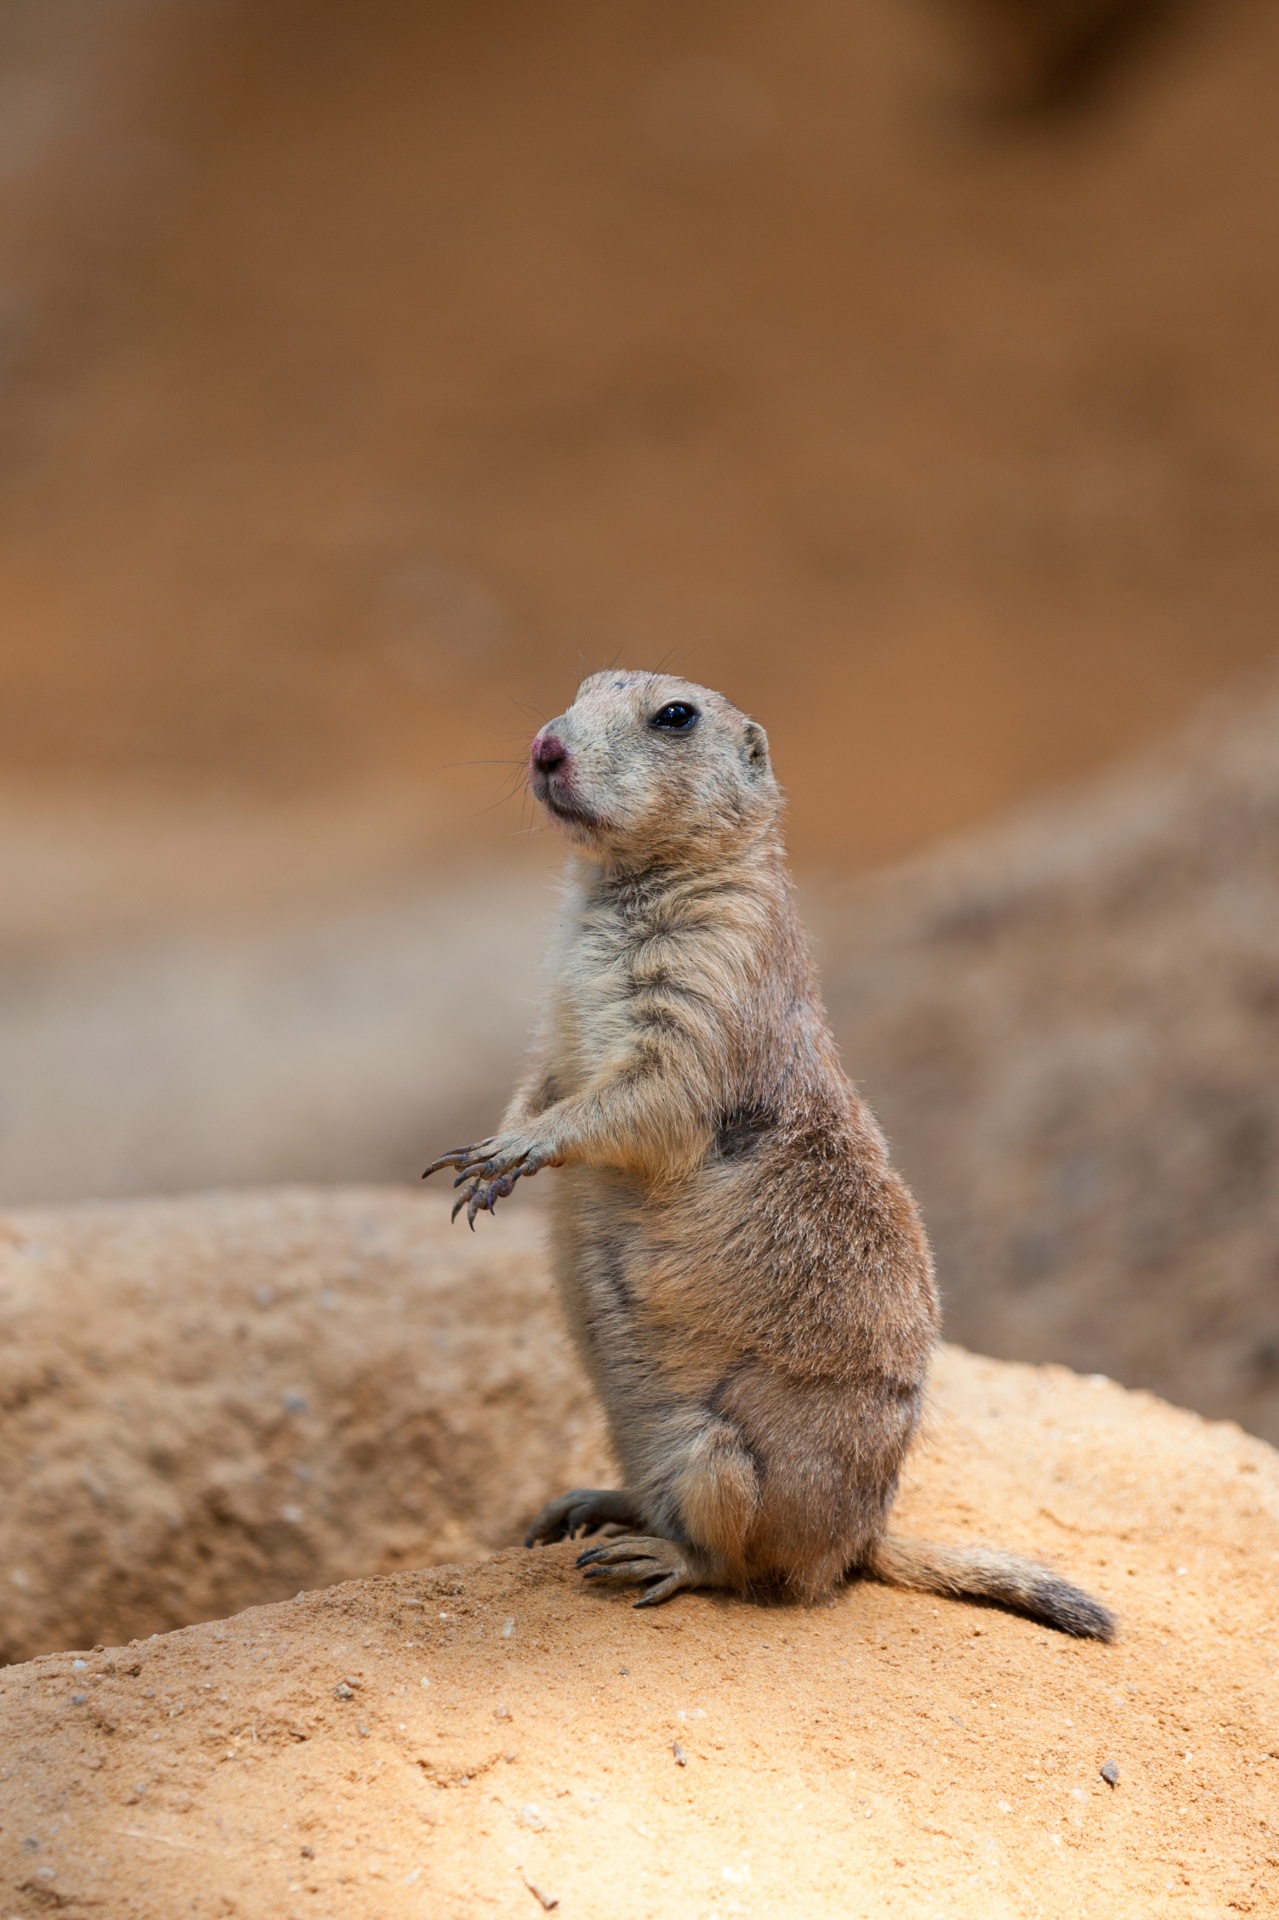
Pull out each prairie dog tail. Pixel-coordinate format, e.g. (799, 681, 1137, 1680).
(868, 1533, 1116, 1642)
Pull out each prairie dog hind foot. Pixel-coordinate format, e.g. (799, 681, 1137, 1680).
(575, 1534, 712, 1608)
(524, 1488, 645, 1546)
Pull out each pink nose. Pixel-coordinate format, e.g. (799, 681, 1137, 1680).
(532, 732, 567, 772)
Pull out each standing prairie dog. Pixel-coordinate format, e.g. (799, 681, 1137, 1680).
(425, 672, 1114, 1637)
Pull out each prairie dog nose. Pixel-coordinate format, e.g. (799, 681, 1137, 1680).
(532, 731, 568, 772)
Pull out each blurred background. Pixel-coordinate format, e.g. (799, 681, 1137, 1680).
(2, 0, 1278, 1433)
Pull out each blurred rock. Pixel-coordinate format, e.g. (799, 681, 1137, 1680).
(818, 680, 1279, 1443)
(937, 0, 1194, 115)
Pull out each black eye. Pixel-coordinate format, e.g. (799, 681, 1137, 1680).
(650, 702, 699, 732)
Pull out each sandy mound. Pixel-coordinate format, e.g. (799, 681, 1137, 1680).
(1, 1341, 1275, 1918)
(0, 1190, 608, 1665)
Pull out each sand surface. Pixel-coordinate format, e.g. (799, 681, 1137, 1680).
(0, 1189, 1277, 1916)
(1, 1348, 1275, 1918)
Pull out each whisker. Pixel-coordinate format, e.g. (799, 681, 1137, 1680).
(471, 777, 529, 819)
(437, 757, 525, 770)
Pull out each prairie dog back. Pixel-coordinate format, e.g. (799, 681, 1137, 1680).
(425, 672, 1114, 1638)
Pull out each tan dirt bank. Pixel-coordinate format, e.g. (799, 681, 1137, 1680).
(0, 1192, 1276, 1917)
(0, 1191, 608, 1665)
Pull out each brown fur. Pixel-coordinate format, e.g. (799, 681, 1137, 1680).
(425, 672, 1115, 1638)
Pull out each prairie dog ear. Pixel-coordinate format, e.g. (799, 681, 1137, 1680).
(741, 720, 770, 776)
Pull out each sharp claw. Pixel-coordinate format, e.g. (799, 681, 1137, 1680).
(576, 1546, 605, 1567)
(425, 1139, 504, 1181)
(582, 1558, 658, 1583)
(425, 1147, 470, 1177)
(634, 1575, 682, 1608)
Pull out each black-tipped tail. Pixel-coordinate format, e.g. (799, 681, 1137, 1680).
(868, 1533, 1116, 1641)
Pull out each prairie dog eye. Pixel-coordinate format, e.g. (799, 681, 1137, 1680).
(650, 702, 700, 732)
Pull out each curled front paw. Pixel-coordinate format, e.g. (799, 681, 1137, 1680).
(422, 1134, 558, 1227)
(525, 1488, 643, 1547)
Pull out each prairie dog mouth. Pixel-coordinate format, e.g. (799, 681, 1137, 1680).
(537, 787, 599, 833)
(535, 777, 601, 831)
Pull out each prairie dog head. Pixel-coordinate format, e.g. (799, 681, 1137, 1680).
(529, 672, 779, 862)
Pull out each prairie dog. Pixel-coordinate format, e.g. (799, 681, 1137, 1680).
(425, 672, 1114, 1637)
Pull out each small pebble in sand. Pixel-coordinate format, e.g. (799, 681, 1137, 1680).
(673, 1741, 688, 1766)
(519, 1803, 546, 1830)
(1100, 1759, 1120, 1787)
(333, 1682, 355, 1701)
(522, 1875, 558, 1911)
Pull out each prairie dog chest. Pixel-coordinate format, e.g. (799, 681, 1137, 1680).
(550, 893, 647, 1091)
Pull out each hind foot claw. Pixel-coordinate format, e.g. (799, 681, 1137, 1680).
(576, 1534, 698, 1607)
